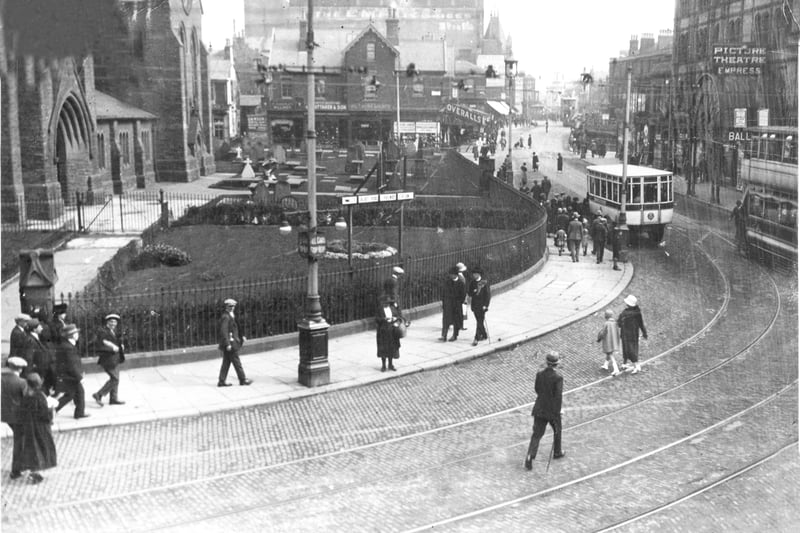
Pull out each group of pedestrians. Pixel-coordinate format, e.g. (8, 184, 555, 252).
(524, 293, 648, 471)
(439, 262, 491, 347)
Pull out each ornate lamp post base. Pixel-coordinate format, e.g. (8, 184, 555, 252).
(298, 317, 330, 387)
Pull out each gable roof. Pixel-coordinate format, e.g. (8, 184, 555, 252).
(269, 27, 353, 68)
(94, 91, 157, 121)
(209, 57, 233, 80)
(342, 24, 398, 57)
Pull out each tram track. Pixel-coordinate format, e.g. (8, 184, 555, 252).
(5, 225, 790, 532)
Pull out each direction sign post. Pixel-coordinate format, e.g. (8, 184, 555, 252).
(340, 191, 415, 267)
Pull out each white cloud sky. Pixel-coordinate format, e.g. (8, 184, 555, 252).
(202, 0, 676, 80)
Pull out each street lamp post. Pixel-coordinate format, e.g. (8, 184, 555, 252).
(504, 58, 518, 158)
(297, 0, 330, 387)
(617, 66, 633, 261)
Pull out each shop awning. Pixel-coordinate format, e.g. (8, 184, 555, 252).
(485, 100, 510, 116)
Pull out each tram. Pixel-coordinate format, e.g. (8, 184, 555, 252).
(586, 164, 673, 242)
(738, 126, 798, 264)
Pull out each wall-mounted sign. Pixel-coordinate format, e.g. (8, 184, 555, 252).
(733, 108, 747, 128)
(315, 102, 347, 112)
(247, 114, 268, 132)
(440, 103, 490, 126)
(711, 44, 767, 76)
(757, 108, 769, 127)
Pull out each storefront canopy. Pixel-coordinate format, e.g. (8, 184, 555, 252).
(485, 100, 510, 116)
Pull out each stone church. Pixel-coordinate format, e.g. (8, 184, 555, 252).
(1, 0, 215, 223)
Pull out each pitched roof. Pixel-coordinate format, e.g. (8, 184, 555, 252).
(342, 24, 398, 56)
(270, 27, 353, 68)
(398, 40, 446, 72)
(209, 57, 232, 80)
(94, 91, 157, 121)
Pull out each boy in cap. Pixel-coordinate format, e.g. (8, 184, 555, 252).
(1, 357, 28, 479)
(525, 351, 566, 470)
(383, 266, 404, 307)
(597, 309, 621, 376)
(217, 299, 252, 387)
(92, 313, 126, 406)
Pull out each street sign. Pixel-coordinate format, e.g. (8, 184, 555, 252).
(340, 191, 415, 205)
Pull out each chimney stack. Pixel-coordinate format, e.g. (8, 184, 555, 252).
(657, 29, 674, 50)
(629, 35, 639, 56)
(386, 8, 399, 46)
(639, 33, 655, 52)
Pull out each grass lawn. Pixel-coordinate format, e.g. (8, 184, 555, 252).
(114, 224, 515, 293)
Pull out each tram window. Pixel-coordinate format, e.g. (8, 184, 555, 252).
(660, 181, 670, 202)
(643, 179, 658, 204)
(628, 182, 640, 204)
(600, 180, 607, 199)
(611, 180, 619, 202)
(748, 195, 763, 217)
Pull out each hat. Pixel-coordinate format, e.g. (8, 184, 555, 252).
(53, 303, 68, 314)
(604, 309, 615, 319)
(456, 262, 467, 273)
(25, 372, 43, 388)
(448, 266, 460, 276)
(26, 318, 40, 329)
(223, 298, 237, 307)
(62, 324, 80, 337)
(14, 313, 31, 324)
(546, 351, 560, 365)
(572, 212, 579, 219)
(7, 356, 27, 369)
(471, 266, 483, 276)
(624, 295, 638, 307)
(392, 266, 405, 275)
(104, 313, 121, 322)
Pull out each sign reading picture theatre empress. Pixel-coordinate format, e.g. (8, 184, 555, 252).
(711, 44, 767, 76)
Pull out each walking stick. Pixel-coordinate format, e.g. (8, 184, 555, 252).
(483, 314, 491, 343)
(545, 440, 555, 475)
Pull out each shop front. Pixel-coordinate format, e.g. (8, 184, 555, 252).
(440, 102, 492, 147)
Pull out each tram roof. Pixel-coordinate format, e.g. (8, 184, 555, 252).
(586, 164, 672, 178)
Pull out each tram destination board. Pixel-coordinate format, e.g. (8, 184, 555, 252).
(341, 191, 415, 205)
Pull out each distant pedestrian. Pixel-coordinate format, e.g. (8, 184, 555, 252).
(44, 303, 68, 345)
(440, 267, 466, 342)
(531, 152, 539, 172)
(9, 313, 31, 363)
(18, 373, 57, 484)
(611, 223, 622, 271)
(24, 319, 55, 396)
(527, 134, 532, 149)
(545, 120, 549, 133)
(597, 309, 621, 376)
(91, 313, 126, 406)
(383, 266, 405, 307)
(554, 227, 567, 256)
(557, 153, 563, 173)
(618, 295, 648, 374)
(541, 175, 551, 200)
(54, 324, 89, 419)
(217, 299, 252, 387)
(730, 200, 747, 252)
(1, 357, 28, 480)
(524, 351, 565, 470)
(567, 213, 583, 262)
(591, 215, 608, 263)
(468, 267, 491, 346)
(556, 207, 570, 233)
(456, 262, 469, 331)
(519, 163, 529, 190)
(581, 218, 591, 256)
(376, 294, 405, 372)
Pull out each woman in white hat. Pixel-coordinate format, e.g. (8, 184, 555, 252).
(618, 295, 648, 374)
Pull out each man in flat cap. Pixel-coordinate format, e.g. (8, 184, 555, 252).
(91, 313, 126, 406)
(524, 351, 566, 470)
(9, 313, 31, 362)
(24, 318, 55, 395)
(217, 299, 252, 387)
(1, 357, 28, 479)
(54, 324, 89, 419)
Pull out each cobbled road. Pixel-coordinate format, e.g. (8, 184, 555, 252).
(2, 161, 797, 531)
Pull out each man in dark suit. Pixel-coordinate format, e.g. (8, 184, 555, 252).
(23, 318, 55, 396)
(54, 324, 89, 419)
(468, 267, 491, 346)
(44, 303, 69, 345)
(92, 313, 126, 406)
(9, 313, 31, 362)
(1, 357, 28, 479)
(217, 299, 252, 387)
(525, 351, 566, 470)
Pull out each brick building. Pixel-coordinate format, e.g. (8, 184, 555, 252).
(1, 0, 215, 223)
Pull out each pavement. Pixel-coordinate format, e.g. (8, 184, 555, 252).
(1, 241, 632, 436)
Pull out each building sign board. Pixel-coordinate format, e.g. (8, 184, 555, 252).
(733, 108, 747, 128)
(247, 114, 268, 132)
(711, 44, 767, 76)
(440, 103, 490, 126)
(315, 102, 347, 112)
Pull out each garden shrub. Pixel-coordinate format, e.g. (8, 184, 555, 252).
(130, 243, 192, 270)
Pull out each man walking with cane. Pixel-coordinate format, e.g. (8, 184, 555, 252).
(525, 351, 566, 470)
(468, 267, 491, 346)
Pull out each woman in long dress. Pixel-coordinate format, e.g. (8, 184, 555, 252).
(18, 373, 57, 483)
(376, 295, 404, 372)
